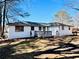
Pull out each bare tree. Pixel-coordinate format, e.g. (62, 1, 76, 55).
(0, 0, 30, 38)
(65, 0, 79, 11)
(65, 0, 79, 27)
(54, 10, 72, 25)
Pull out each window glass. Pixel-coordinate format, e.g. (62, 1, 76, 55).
(69, 27, 70, 30)
(31, 26, 34, 30)
(62, 26, 64, 30)
(39, 27, 41, 30)
(15, 26, 24, 32)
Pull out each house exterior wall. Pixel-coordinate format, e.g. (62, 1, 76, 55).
(48, 26, 72, 36)
(34, 27, 48, 31)
(30, 27, 39, 37)
(6, 25, 73, 39)
(59, 26, 72, 36)
(48, 26, 59, 36)
(7, 26, 31, 39)
(30, 27, 48, 37)
(34, 27, 39, 31)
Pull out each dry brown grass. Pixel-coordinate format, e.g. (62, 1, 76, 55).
(1, 36, 79, 59)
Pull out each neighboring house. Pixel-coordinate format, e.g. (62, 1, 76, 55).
(5, 21, 73, 39)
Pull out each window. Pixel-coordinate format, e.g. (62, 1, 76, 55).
(43, 27, 46, 31)
(62, 26, 64, 30)
(15, 26, 24, 32)
(39, 27, 41, 30)
(47, 27, 49, 31)
(31, 26, 34, 30)
(69, 27, 70, 30)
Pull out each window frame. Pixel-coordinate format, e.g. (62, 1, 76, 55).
(15, 26, 24, 32)
(39, 27, 41, 31)
(43, 27, 46, 31)
(69, 27, 70, 30)
(31, 26, 34, 30)
(62, 25, 64, 30)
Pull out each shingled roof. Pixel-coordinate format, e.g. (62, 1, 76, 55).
(49, 22, 73, 27)
(7, 21, 44, 26)
(7, 21, 73, 27)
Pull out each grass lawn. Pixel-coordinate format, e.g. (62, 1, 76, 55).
(0, 36, 79, 59)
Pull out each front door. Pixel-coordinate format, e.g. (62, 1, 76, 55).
(56, 31, 59, 36)
(30, 31, 35, 37)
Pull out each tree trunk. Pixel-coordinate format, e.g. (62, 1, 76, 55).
(1, 0, 6, 38)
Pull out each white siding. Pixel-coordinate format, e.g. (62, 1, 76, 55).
(30, 27, 39, 37)
(48, 26, 72, 36)
(8, 26, 31, 39)
(48, 26, 59, 36)
(34, 27, 39, 31)
(59, 26, 72, 36)
(7, 25, 73, 39)
(34, 27, 47, 31)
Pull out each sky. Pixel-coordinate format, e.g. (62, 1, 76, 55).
(14, 0, 79, 23)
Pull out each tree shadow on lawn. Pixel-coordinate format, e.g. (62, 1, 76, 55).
(1, 40, 79, 59)
(0, 41, 34, 59)
(55, 56, 79, 59)
(31, 43, 79, 59)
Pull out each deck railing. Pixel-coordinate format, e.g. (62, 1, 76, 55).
(35, 31, 52, 37)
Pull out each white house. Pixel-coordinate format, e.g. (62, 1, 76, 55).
(5, 21, 73, 39)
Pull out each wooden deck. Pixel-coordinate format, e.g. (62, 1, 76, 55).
(35, 31, 52, 37)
